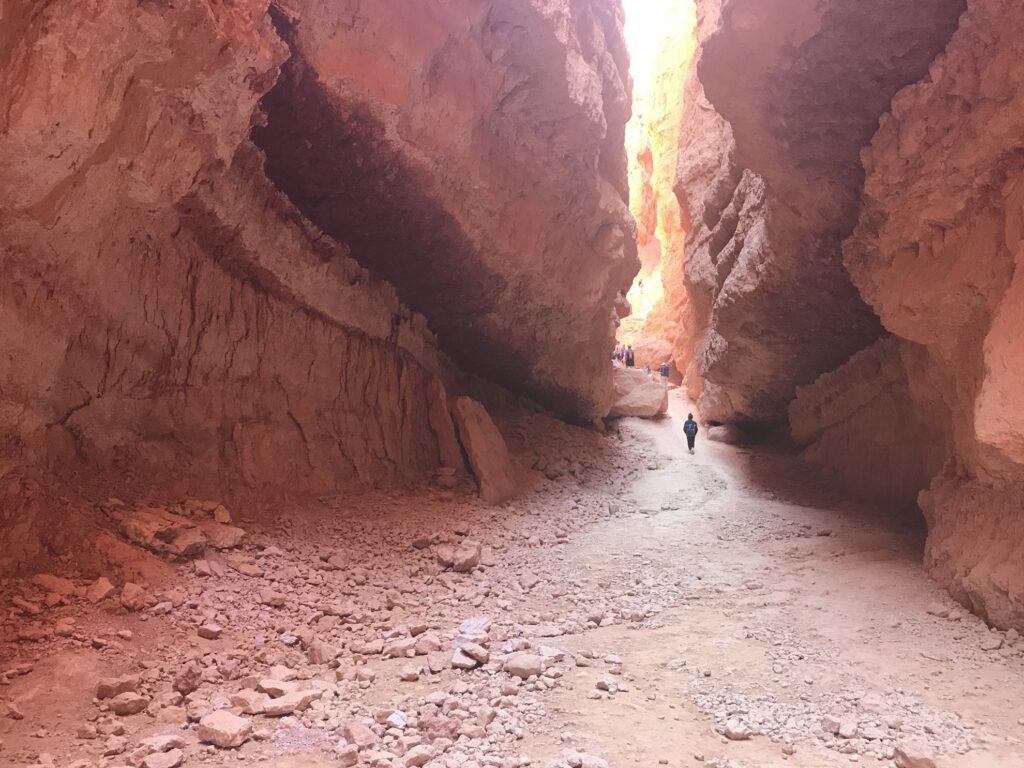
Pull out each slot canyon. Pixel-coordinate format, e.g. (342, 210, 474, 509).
(1, 0, 1022, 765)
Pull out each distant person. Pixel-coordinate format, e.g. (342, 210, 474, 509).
(683, 413, 699, 454)
(643, 365, 651, 375)
(625, 345, 635, 368)
(659, 361, 670, 383)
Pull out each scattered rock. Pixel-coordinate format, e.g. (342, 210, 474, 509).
(197, 710, 252, 749)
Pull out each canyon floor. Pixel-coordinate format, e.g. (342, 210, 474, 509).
(2, 393, 1023, 768)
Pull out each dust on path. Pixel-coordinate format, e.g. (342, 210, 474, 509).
(526, 392, 1024, 767)
(2, 392, 1023, 768)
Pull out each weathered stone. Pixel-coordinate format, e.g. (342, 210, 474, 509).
(108, 693, 149, 716)
(197, 710, 252, 749)
(607, 367, 668, 419)
(449, 398, 518, 504)
(96, 675, 139, 700)
(503, 653, 543, 679)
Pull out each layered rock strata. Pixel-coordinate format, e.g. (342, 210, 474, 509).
(0, 0, 635, 566)
(252, 0, 638, 421)
(0, 1, 451, 503)
(842, 0, 1024, 629)
(678, 0, 964, 425)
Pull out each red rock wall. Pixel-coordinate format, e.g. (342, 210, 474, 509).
(0, 1, 455, 506)
(0, 0, 635, 540)
(251, 0, 638, 422)
(677, 0, 963, 425)
(843, 0, 1024, 630)
(680, 0, 1023, 628)
(619, 0, 697, 376)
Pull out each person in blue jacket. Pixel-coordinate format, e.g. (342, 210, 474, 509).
(683, 413, 699, 454)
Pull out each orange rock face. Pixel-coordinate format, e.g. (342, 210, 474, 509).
(677, 0, 962, 425)
(0, 1, 452, 504)
(690, 0, 1023, 628)
(252, 0, 637, 421)
(842, 0, 1024, 630)
(0, 0, 636, 566)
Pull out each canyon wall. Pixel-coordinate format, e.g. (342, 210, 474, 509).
(619, 0, 697, 376)
(842, 0, 1024, 630)
(0, 0, 635, 566)
(679, 0, 1022, 628)
(252, 0, 637, 421)
(678, 0, 963, 425)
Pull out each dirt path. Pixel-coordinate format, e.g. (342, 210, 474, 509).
(528, 393, 1024, 767)
(1, 395, 1022, 768)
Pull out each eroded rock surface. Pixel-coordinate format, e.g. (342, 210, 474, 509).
(678, 0, 964, 425)
(252, 0, 638, 421)
(607, 368, 668, 420)
(0, 0, 637, 568)
(842, 0, 1024, 629)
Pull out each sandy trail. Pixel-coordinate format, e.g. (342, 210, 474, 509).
(529, 393, 1024, 767)
(1, 393, 1022, 768)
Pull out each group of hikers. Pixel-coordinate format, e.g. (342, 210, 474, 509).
(612, 344, 671, 384)
(612, 341, 701, 454)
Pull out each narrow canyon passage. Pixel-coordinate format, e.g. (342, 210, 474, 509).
(2, 0, 1024, 767)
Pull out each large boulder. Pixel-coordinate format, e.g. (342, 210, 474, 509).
(449, 397, 518, 505)
(607, 368, 668, 419)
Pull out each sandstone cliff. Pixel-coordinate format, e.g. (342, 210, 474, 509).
(842, 0, 1024, 630)
(678, 0, 963, 425)
(0, 0, 635, 567)
(252, 0, 637, 421)
(619, 0, 697, 377)
(687, 0, 1022, 628)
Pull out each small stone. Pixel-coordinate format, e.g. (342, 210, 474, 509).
(894, 742, 937, 768)
(307, 637, 340, 664)
(399, 664, 422, 682)
(259, 589, 286, 608)
(120, 582, 149, 611)
(452, 540, 483, 572)
(503, 652, 543, 679)
(723, 719, 751, 741)
(262, 689, 322, 716)
(96, 675, 140, 700)
(343, 720, 379, 749)
(108, 692, 149, 716)
(86, 577, 116, 604)
(838, 720, 858, 739)
(197, 710, 252, 748)
(403, 745, 434, 767)
(980, 635, 1004, 652)
(142, 749, 183, 768)
(459, 641, 490, 664)
(197, 623, 222, 640)
(451, 648, 478, 670)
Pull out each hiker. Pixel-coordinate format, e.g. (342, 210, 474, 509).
(683, 413, 699, 454)
(625, 345, 635, 368)
(659, 361, 670, 383)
